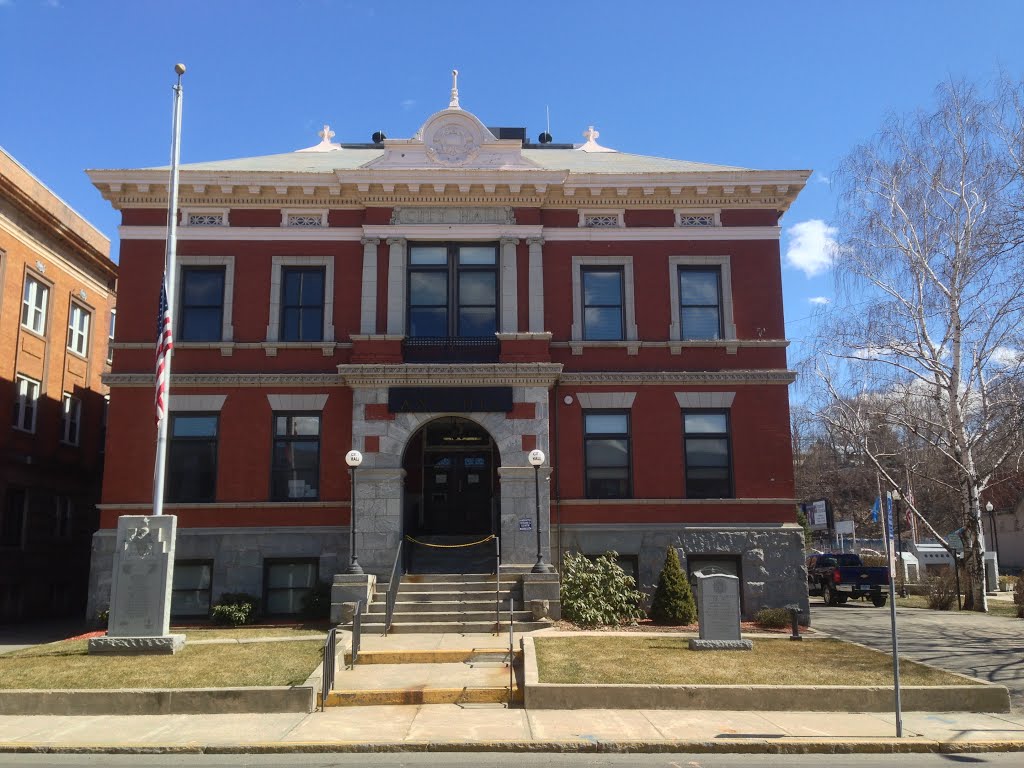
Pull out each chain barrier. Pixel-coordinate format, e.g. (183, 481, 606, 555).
(403, 534, 496, 549)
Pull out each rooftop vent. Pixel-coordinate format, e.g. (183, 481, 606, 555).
(488, 127, 527, 142)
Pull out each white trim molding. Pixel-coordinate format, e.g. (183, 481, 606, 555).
(571, 254, 638, 355)
(576, 392, 637, 409)
(543, 226, 780, 242)
(176, 255, 235, 342)
(668, 254, 737, 354)
(180, 208, 229, 227)
(674, 391, 736, 409)
(266, 255, 336, 352)
(169, 394, 227, 412)
(266, 394, 329, 411)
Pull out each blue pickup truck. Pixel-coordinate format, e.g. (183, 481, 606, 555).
(807, 553, 890, 607)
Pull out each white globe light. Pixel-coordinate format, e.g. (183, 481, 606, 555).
(528, 449, 546, 467)
(345, 450, 363, 467)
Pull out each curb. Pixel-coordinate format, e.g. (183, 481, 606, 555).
(1, 739, 1023, 755)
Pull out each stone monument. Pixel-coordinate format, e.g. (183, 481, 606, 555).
(89, 515, 185, 654)
(688, 571, 752, 651)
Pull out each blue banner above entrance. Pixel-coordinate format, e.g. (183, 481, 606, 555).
(389, 387, 513, 413)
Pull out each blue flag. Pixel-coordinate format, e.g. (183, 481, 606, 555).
(871, 496, 880, 522)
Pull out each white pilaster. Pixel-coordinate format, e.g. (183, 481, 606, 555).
(528, 237, 545, 332)
(360, 238, 380, 334)
(501, 238, 519, 333)
(385, 237, 406, 335)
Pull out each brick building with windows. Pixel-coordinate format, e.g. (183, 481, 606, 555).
(0, 147, 117, 622)
(86, 87, 810, 621)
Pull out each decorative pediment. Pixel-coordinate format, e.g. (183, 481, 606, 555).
(364, 108, 540, 171)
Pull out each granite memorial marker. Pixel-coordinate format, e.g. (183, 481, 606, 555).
(689, 571, 752, 651)
(89, 515, 186, 654)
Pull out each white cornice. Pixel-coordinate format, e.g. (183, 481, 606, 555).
(118, 225, 364, 241)
(558, 370, 797, 386)
(105, 373, 339, 388)
(337, 363, 564, 388)
(542, 226, 780, 241)
(362, 224, 543, 240)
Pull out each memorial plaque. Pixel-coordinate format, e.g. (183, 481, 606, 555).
(89, 515, 185, 654)
(689, 572, 752, 651)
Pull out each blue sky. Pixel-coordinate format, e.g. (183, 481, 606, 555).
(3, 0, 1024, 364)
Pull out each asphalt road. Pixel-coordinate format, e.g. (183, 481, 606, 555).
(0, 756, 1021, 768)
(810, 599, 1024, 710)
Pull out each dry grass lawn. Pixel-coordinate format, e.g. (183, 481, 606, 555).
(0, 639, 323, 690)
(895, 595, 1020, 619)
(181, 627, 326, 641)
(534, 637, 979, 687)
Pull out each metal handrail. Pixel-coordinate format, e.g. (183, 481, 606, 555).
(384, 540, 404, 637)
(508, 596, 514, 707)
(494, 535, 501, 630)
(320, 626, 336, 711)
(349, 599, 363, 668)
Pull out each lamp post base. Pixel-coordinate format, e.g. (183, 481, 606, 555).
(532, 559, 555, 574)
(345, 559, 364, 576)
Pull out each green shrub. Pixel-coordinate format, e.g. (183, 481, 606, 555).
(927, 573, 957, 611)
(649, 547, 697, 625)
(211, 592, 260, 626)
(754, 607, 791, 629)
(95, 609, 109, 629)
(301, 581, 331, 620)
(1014, 575, 1024, 619)
(560, 551, 645, 628)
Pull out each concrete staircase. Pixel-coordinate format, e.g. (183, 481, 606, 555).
(361, 570, 553, 634)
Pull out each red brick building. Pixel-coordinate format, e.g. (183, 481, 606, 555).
(87, 91, 809, 620)
(1, 147, 117, 621)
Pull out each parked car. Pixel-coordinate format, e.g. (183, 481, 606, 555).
(807, 553, 890, 607)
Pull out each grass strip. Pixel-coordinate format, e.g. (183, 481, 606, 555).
(534, 637, 980, 686)
(894, 595, 1020, 619)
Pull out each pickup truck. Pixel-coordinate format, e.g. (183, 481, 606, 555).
(806, 553, 890, 607)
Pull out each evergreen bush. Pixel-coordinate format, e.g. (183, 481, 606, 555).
(649, 546, 697, 625)
(560, 551, 645, 628)
(211, 592, 260, 626)
(754, 607, 791, 629)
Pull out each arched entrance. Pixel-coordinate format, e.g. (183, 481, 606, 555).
(402, 417, 499, 537)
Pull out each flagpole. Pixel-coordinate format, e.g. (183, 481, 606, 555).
(878, 473, 903, 738)
(153, 63, 185, 517)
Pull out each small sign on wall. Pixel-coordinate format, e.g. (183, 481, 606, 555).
(518, 518, 533, 531)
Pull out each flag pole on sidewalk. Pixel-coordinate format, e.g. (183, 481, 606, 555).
(878, 473, 903, 738)
(152, 63, 186, 517)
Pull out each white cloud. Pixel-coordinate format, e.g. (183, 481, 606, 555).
(815, 173, 831, 184)
(785, 219, 839, 277)
(809, 296, 830, 305)
(400, 99, 416, 110)
(991, 346, 1022, 367)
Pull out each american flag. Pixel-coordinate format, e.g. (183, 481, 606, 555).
(155, 276, 173, 423)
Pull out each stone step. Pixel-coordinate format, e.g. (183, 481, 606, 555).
(397, 580, 519, 593)
(359, 619, 551, 634)
(367, 600, 514, 614)
(322, 686, 520, 707)
(402, 572, 507, 584)
(346, 648, 519, 665)
(374, 588, 519, 602)
(366, 609, 536, 623)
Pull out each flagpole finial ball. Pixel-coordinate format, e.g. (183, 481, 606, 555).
(174, 63, 186, 76)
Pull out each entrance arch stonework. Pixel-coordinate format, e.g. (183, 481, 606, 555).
(348, 383, 553, 574)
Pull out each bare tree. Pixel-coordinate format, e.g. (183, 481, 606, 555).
(812, 79, 1024, 611)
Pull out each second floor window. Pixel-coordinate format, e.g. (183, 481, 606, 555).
(22, 275, 49, 335)
(280, 267, 325, 342)
(408, 244, 497, 338)
(679, 267, 722, 340)
(67, 303, 90, 356)
(584, 411, 631, 499)
(683, 410, 733, 499)
(60, 394, 81, 446)
(167, 414, 218, 503)
(581, 267, 624, 340)
(13, 375, 40, 433)
(179, 267, 225, 342)
(271, 413, 321, 500)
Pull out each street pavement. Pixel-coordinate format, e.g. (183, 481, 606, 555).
(810, 597, 1024, 711)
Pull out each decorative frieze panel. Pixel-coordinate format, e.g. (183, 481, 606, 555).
(389, 206, 516, 225)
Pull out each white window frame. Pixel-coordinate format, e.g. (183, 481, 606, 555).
(13, 375, 40, 433)
(266, 255, 335, 347)
(578, 209, 625, 228)
(67, 302, 91, 357)
(21, 273, 50, 335)
(281, 209, 328, 228)
(107, 309, 116, 364)
(674, 209, 721, 227)
(175, 255, 236, 343)
(61, 393, 82, 446)
(570, 254, 638, 354)
(180, 208, 230, 227)
(668, 255, 737, 354)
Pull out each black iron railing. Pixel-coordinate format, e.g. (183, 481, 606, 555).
(402, 336, 500, 363)
(320, 627, 336, 711)
(384, 540, 404, 638)
(494, 536, 501, 629)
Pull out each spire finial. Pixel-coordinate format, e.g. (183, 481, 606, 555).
(449, 69, 460, 109)
(318, 124, 336, 144)
(583, 125, 600, 142)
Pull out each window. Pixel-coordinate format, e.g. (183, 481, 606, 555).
(179, 267, 225, 341)
(280, 267, 325, 342)
(683, 410, 732, 498)
(407, 243, 498, 338)
(54, 496, 73, 538)
(166, 414, 219, 502)
(21, 275, 49, 335)
(107, 309, 116, 364)
(583, 411, 631, 498)
(1, 489, 26, 548)
(581, 267, 624, 340)
(12, 375, 40, 433)
(60, 394, 81, 446)
(271, 413, 321, 500)
(172, 561, 213, 617)
(67, 303, 91, 356)
(264, 559, 318, 615)
(678, 267, 722, 340)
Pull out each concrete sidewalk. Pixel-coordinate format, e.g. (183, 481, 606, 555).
(0, 707, 1023, 754)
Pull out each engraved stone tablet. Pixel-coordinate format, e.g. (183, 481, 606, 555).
(689, 572, 751, 651)
(89, 515, 185, 655)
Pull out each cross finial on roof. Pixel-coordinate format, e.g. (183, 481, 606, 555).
(318, 125, 336, 143)
(449, 69, 461, 110)
(583, 126, 600, 142)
